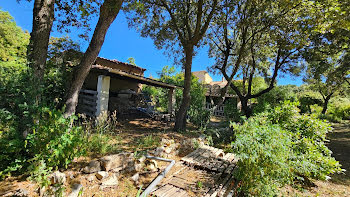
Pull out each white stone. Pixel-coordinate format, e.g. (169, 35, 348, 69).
(154, 147, 165, 156)
(134, 163, 143, 172)
(164, 147, 172, 154)
(96, 171, 109, 180)
(51, 171, 66, 184)
(87, 174, 95, 182)
(67, 183, 83, 197)
(100, 153, 133, 172)
(101, 174, 118, 187)
(83, 160, 101, 174)
(131, 173, 139, 183)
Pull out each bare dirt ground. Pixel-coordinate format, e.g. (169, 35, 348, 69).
(282, 122, 350, 197)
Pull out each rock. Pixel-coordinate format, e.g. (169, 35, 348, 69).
(164, 147, 172, 154)
(87, 174, 95, 182)
(38, 186, 46, 197)
(3, 192, 14, 197)
(134, 163, 143, 172)
(101, 174, 118, 187)
(96, 171, 108, 180)
(100, 153, 133, 172)
(51, 171, 66, 184)
(67, 171, 75, 179)
(83, 160, 101, 174)
(131, 173, 139, 183)
(154, 147, 165, 156)
(4, 189, 28, 197)
(137, 155, 146, 163)
(148, 163, 157, 171)
(67, 183, 83, 197)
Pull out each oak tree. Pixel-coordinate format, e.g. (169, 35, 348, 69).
(125, 0, 219, 130)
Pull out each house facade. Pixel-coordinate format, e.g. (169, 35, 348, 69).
(193, 70, 239, 116)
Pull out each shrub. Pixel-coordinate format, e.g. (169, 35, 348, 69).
(26, 107, 86, 169)
(0, 107, 87, 178)
(230, 101, 342, 196)
(327, 98, 350, 121)
(224, 98, 243, 122)
(231, 116, 293, 196)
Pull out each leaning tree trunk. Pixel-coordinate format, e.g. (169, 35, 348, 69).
(64, 0, 123, 117)
(28, 0, 55, 103)
(321, 94, 332, 114)
(174, 46, 194, 131)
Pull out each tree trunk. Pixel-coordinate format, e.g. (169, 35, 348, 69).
(240, 97, 252, 118)
(174, 46, 194, 131)
(321, 94, 332, 114)
(64, 0, 123, 117)
(28, 0, 55, 102)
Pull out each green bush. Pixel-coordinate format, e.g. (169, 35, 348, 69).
(231, 116, 293, 196)
(224, 98, 243, 122)
(26, 108, 86, 169)
(230, 101, 342, 196)
(0, 107, 87, 178)
(328, 98, 350, 121)
(254, 85, 298, 114)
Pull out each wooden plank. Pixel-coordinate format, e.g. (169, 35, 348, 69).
(184, 148, 206, 166)
(162, 186, 180, 197)
(79, 99, 97, 106)
(152, 184, 174, 197)
(218, 175, 235, 197)
(181, 148, 201, 163)
(167, 176, 189, 189)
(79, 94, 97, 102)
(175, 189, 189, 197)
(203, 173, 226, 197)
(80, 89, 97, 95)
(167, 188, 188, 197)
(76, 105, 95, 113)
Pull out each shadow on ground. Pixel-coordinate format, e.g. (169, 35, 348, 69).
(328, 122, 350, 186)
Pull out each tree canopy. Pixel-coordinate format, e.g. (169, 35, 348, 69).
(0, 9, 29, 64)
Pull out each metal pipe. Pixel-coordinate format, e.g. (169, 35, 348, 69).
(140, 155, 176, 197)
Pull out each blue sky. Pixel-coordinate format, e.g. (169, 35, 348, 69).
(1, 1, 303, 85)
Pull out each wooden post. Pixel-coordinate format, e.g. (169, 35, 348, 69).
(96, 75, 110, 117)
(168, 88, 175, 115)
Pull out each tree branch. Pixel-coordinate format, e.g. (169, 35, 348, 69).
(160, 0, 185, 44)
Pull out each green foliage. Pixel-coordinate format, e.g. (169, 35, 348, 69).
(254, 85, 298, 114)
(26, 108, 86, 169)
(0, 9, 29, 64)
(224, 98, 242, 122)
(28, 159, 52, 190)
(83, 111, 119, 155)
(231, 101, 342, 196)
(44, 36, 82, 107)
(0, 106, 87, 179)
(297, 87, 323, 113)
(327, 97, 350, 121)
(137, 135, 160, 149)
(231, 116, 293, 196)
(143, 66, 209, 127)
